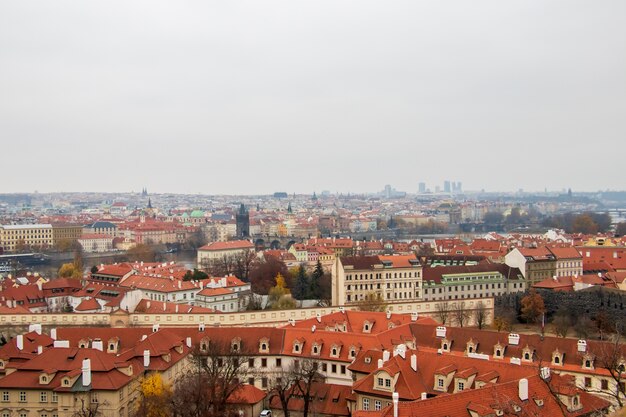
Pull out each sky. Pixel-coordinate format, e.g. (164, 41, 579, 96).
(1, 1, 625, 195)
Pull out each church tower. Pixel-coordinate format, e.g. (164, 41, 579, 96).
(236, 204, 250, 238)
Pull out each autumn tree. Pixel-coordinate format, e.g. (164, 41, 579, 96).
(58, 262, 82, 279)
(268, 274, 296, 310)
(493, 316, 512, 332)
(249, 255, 290, 294)
(520, 289, 545, 324)
(435, 301, 451, 325)
(136, 373, 172, 417)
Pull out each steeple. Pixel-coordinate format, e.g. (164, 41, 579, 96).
(147, 198, 152, 209)
(287, 202, 293, 214)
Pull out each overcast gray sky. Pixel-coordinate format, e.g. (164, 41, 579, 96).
(1, 1, 625, 195)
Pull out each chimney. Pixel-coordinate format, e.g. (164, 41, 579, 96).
(200, 281, 204, 290)
(540, 367, 551, 380)
(392, 392, 399, 417)
(53, 340, 70, 348)
(29, 324, 42, 335)
(178, 281, 182, 289)
(143, 350, 150, 367)
(386, 310, 392, 319)
(377, 358, 383, 368)
(162, 302, 166, 311)
(152, 324, 159, 332)
(518, 378, 529, 401)
(141, 335, 148, 341)
(411, 311, 418, 322)
(36, 281, 43, 291)
(311, 325, 316, 333)
(92, 340, 103, 351)
(382, 350, 390, 362)
(82, 359, 92, 386)
(421, 392, 427, 400)
(50, 328, 57, 340)
(199, 323, 205, 332)
(339, 306, 345, 314)
(577, 340, 587, 352)
(316, 313, 321, 323)
(175, 304, 179, 313)
(16, 335, 23, 351)
(147, 301, 151, 309)
(186, 337, 192, 348)
(410, 354, 417, 371)
(37, 346, 43, 354)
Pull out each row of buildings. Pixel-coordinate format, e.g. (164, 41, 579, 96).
(0, 310, 621, 417)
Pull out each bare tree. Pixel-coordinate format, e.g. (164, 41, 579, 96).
(72, 394, 107, 417)
(594, 333, 626, 407)
(294, 360, 325, 417)
(552, 314, 572, 338)
(173, 341, 253, 417)
(435, 301, 450, 325)
(452, 301, 470, 328)
(473, 301, 488, 330)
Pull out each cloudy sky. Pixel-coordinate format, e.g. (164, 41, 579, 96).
(1, 1, 625, 195)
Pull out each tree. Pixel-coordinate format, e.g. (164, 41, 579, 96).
(59, 262, 82, 279)
(73, 244, 84, 273)
(268, 361, 324, 417)
(249, 256, 290, 295)
(452, 301, 470, 327)
(520, 289, 545, 324)
(483, 212, 504, 225)
(183, 269, 208, 281)
(309, 261, 324, 300)
(616, 222, 626, 237)
(435, 301, 451, 325)
(127, 244, 157, 262)
(292, 265, 310, 302)
(473, 301, 488, 330)
(572, 214, 599, 234)
(176, 342, 252, 417)
(268, 274, 296, 310)
(185, 228, 206, 250)
(136, 373, 172, 417)
(355, 293, 387, 312)
(493, 316, 511, 332)
(552, 312, 572, 338)
(574, 316, 595, 339)
(594, 333, 626, 407)
(72, 394, 107, 417)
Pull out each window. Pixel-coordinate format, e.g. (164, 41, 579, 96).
(584, 377, 591, 388)
(385, 379, 391, 388)
(275, 358, 282, 367)
(322, 363, 327, 372)
(52, 391, 58, 403)
(363, 398, 369, 411)
(248, 377, 255, 385)
(458, 382, 465, 391)
(437, 378, 444, 388)
(261, 378, 268, 388)
(341, 365, 346, 374)
(248, 359, 255, 367)
(40, 391, 48, 402)
(91, 392, 98, 403)
(375, 400, 382, 411)
(1, 391, 8, 402)
(261, 358, 267, 367)
(331, 364, 337, 373)
(601, 380, 609, 390)
(377, 377, 384, 386)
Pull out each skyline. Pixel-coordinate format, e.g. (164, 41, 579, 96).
(2, 1, 625, 195)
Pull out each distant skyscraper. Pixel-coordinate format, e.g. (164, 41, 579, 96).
(236, 204, 250, 238)
(444, 181, 451, 193)
(418, 182, 426, 193)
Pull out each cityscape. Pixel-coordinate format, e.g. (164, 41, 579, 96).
(2, 1, 626, 417)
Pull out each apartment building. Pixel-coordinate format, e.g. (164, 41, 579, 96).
(0, 224, 54, 252)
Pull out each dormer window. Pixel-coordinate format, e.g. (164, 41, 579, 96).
(312, 345, 320, 355)
(552, 350, 564, 366)
(364, 357, 371, 364)
(331, 345, 341, 358)
(522, 347, 533, 362)
(63, 378, 70, 386)
(583, 357, 594, 369)
(441, 339, 451, 353)
(41, 375, 47, 383)
(293, 340, 303, 354)
(466, 340, 477, 355)
(363, 321, 373, 333)
(200, 337, 210, 352)
(494, 344, 504, 359)
(349, 347, 357, 359)
(259, 338, 269, 353)
(231, 337, 241, 352)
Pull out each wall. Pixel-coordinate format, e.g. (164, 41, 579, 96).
(0, 298, 495, 328)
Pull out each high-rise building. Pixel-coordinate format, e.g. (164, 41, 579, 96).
(444, 181, 451, 193)
(418, 182, 426, 193)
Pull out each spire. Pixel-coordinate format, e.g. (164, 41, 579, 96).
(239, 203, 247, 215)
(287, 202, 293, 214)
(147, 198, 152, 209)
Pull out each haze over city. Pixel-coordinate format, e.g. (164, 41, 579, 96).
(2, 0, 626, 194)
